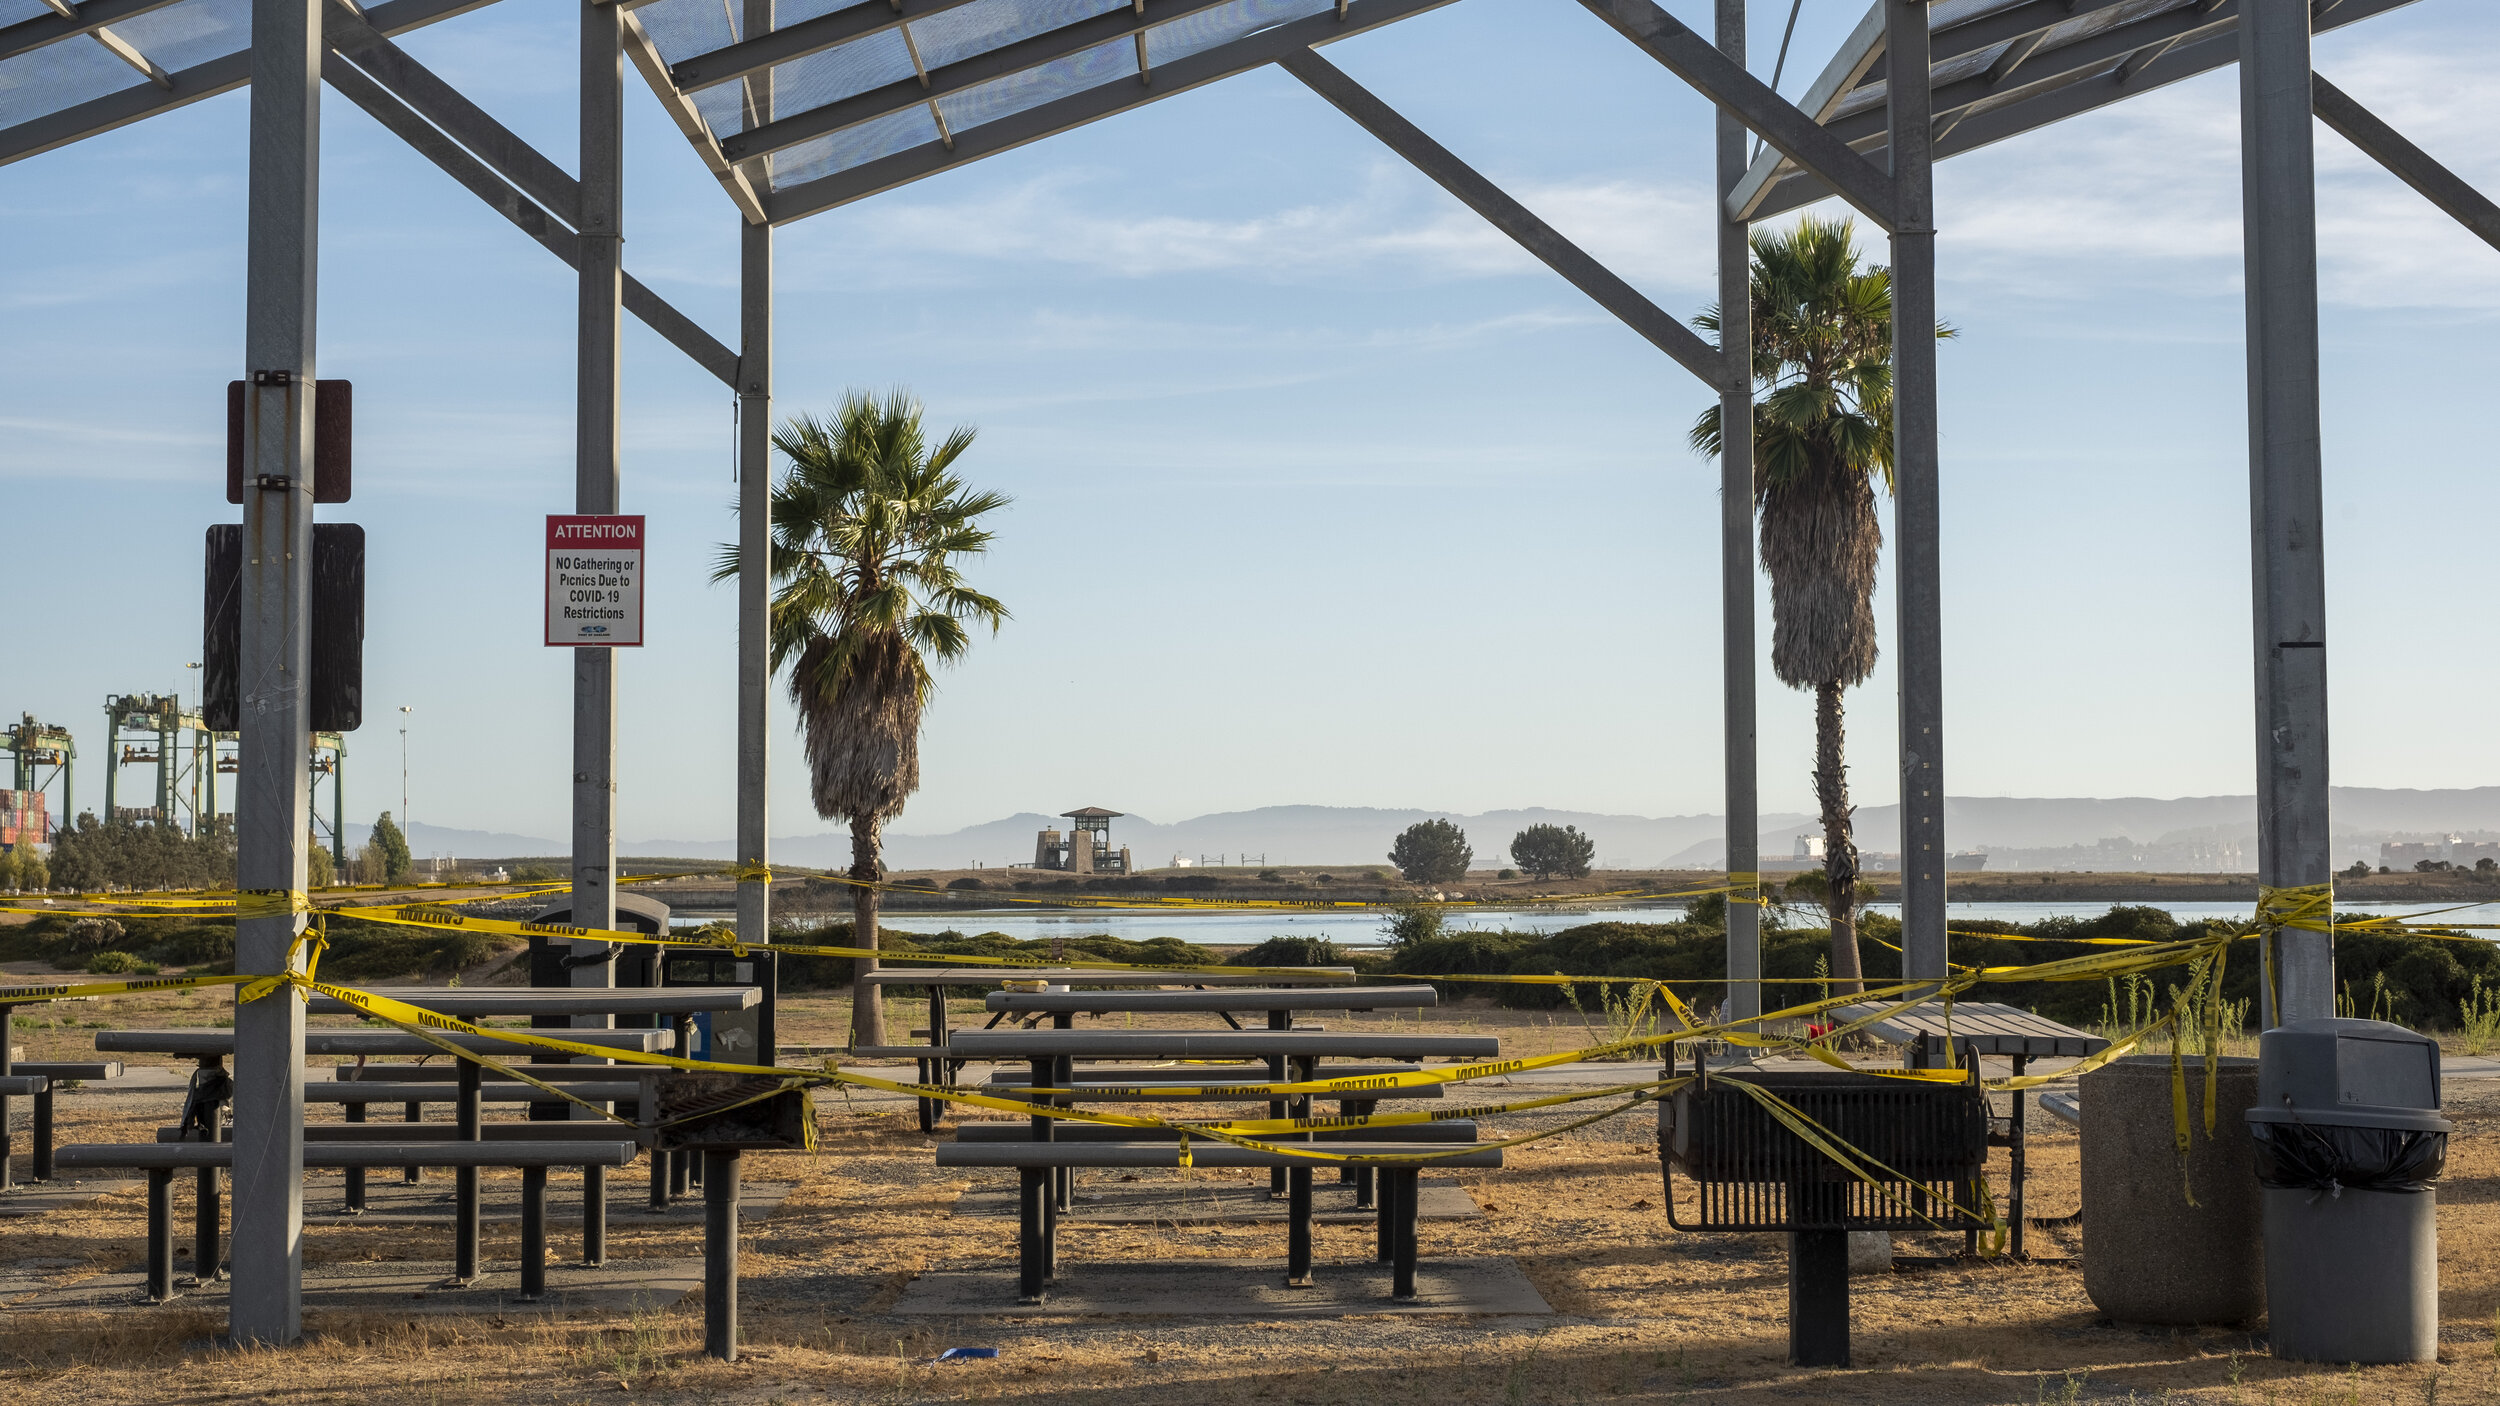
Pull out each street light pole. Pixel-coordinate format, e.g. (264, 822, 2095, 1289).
(397, 705, 413, 825)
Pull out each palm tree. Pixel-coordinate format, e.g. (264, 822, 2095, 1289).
(1691, 216, 1951, 995)
(716, 390, 1010, 1047)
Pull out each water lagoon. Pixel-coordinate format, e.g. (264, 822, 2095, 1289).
(743, 899, 2500, 949)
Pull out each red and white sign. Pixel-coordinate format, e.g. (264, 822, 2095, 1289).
(545, 515, 645, 647)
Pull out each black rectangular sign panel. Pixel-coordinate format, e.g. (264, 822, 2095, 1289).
(203, 522, 365, 732)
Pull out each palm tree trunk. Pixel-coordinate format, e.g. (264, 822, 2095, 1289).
(1815, 680, 1866, 995)
(849, 813, 887, 1049)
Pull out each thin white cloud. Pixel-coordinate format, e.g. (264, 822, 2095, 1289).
(777, 163, 1719, 298)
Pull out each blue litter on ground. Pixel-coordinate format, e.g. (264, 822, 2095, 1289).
(933, 1348, 999, 1362)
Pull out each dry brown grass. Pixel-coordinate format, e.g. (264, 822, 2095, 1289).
(3, 976, 2496, 1406)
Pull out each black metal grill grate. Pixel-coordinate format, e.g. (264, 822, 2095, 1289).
(1661, 1070, 1990, 1232)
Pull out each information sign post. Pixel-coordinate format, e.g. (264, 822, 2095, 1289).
(545, 515, 645, 648)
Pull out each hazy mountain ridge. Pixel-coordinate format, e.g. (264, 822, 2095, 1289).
(361, 787, 2500, 872)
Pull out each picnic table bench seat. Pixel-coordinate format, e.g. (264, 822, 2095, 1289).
(0, 1061, 126, 1188)
(54, 1139, 636, 1302)
(938, 1131, 1497, 1302)
(981, 984, 1440, 1015)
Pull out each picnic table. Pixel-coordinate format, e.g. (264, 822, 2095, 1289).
(948, 1026, 1500, 1300)
(845, 966, 1361, 1129)
(96, 1026, 677, 1272)
(1831, 999, 2110, 1258)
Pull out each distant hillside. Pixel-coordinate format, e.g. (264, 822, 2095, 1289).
(367, 787, 2500, 873)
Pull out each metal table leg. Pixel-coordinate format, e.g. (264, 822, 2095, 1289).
(704, 1149, 741, 1360)
(343, 1101, 366, 1212)
(146, 1167, 174, 1302)
(191, 1102, 222, 1284)
(453, 1060, 481, 1283)
(519, 1165, 548, 1301)
(1391, 1167, 1420, 1299)
(32, 1082, 54, 1182)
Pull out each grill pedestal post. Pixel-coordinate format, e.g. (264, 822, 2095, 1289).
(1788, 1217, 1851, 1366)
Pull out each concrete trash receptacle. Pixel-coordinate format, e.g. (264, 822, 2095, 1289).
(2081, 1055, 2262, 1324)
(2249, 1018, 2451, 1365)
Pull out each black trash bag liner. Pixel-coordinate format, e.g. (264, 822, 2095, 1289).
(2251, 1121, 2447, 1194)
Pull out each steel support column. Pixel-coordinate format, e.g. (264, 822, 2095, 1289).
(1886, 0, 1946, 989)
(228, 0, 320, 1345)
(2240, 0, 2333, 1026)
(571, 0, 622, 992)
(735, 0, 772, 990)
(1716, 0, 1760, 1026)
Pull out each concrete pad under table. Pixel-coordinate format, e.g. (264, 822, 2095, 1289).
(298, 1176, 791, 1227)
(951, 1176, 1478, 1225)
(0, 1175, 144, 1217)
(9, 1256, 703, 1315)
(892, 1255, 1549, 1317)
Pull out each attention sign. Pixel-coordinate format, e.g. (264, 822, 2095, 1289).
(545, 514, 645, 647)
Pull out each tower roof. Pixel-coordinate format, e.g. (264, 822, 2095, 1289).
(1061, 807, 1123, 821)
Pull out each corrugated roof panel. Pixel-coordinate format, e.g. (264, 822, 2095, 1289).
(930, 33, 1127, 131)
(0, 32, 146, 129)
(112, 0, 251, 75)
(910, 0, 1125, 71)
(636, 0, 738, 68)
(1143, 0, 1327, 67)
(767, 101, 935, 186)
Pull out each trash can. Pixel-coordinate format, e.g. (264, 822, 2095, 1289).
(2247, 1017, 2453, 1364)
(2082, 1055, 2264, 1325)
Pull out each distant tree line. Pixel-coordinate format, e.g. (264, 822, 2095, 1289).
(1388, 819, 1598, 883)
(27, 808, 411, 892)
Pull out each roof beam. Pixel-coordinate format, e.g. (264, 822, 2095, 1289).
(1279, 47, 1726, 390)
(717, 0, 1240, 166)
(1742, 0, 2422, 222)
(322, 50, 739, 383)
(619, 4, 765, 223)
(1731, 0, 2184, 221)
(85, 25, 171, 89)
(1728, 0, 1882, 219)
(1572, 0, 1899, 232)
(2312, 72, 2500, 254)
(0, 0, 502, 168)
(1821, 0, 2242, 147)
(663, 0, 988, 93)
(762, 0, 1457, 225)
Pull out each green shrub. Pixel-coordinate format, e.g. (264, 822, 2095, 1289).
(86, 950, 158, 975)
(1162, 874, 1220, 890)
(1230, 936, 1357, 969)
(65, 917, 129, 952)
(946, 876, 985, 890)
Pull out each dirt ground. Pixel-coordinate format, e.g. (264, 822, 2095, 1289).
(1, 985, 2494, 1406)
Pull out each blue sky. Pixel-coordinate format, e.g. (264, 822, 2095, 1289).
(4, 0, 2496, 848)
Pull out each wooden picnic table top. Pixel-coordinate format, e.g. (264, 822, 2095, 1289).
(942, 1030, 1499, 1060)
(305, 987, 757, 1017)
(1831, 1000, 2110, 1059)
(857, 967, 1356, 988)
(96, 1028, 676, 1057)
(56, 1141, 639, 1170)
(984, 984, 1436, 1014)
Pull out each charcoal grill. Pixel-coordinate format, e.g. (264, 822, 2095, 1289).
(1658, 1050, 1992, 1365)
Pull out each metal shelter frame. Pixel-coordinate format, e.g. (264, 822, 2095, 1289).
(7, 0, 2494, 1351)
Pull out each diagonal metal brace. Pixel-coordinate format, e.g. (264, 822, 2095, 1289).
(322, 53, 738, 385)
(1280, 49, 1729, 391)
(1573, 0, 1900, 233)
(325, 2, 582, 228)
(2311, 72, 2500, 255)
